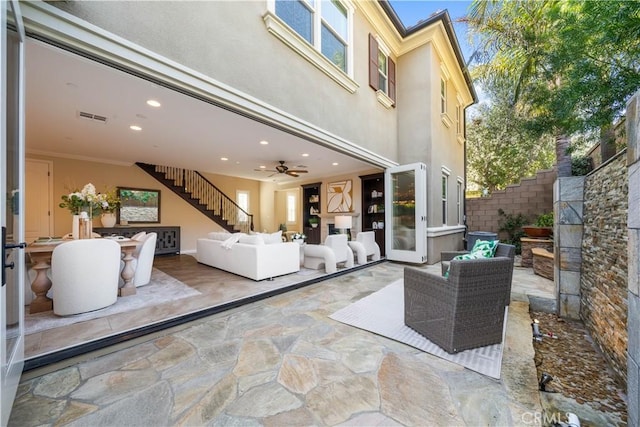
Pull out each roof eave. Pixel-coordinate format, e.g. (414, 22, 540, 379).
(377, 1, 478, 104)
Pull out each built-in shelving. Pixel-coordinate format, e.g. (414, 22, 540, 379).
(360, 173, 385, 256)
(302, 183, 321, 244)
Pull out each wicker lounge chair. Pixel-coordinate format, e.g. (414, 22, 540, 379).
(440, 243, 515, 306)
(404, 245, 515, 354)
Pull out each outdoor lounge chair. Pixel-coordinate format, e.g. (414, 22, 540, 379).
(403, 249, 515, 354)
(440, 243, 515, 305)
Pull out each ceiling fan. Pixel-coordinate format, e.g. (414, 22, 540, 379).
(255, 160, 308, 177)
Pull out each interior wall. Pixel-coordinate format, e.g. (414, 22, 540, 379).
(28, 155, 263, 253)
(274, 188, 302, 233)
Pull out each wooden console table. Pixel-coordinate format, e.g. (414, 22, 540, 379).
(94, 226, 180, 255)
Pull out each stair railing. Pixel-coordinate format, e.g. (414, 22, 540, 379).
(155, 165, 254, 233)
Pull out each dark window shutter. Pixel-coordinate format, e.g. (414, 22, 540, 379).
(369, 34, 379, 91)
(388, 58, 396, 106)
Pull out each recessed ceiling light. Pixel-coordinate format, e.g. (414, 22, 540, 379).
(332, 162, 339, 166)
(259, 140, 269, 145)
(302, 153, 309, 157)
(146, 99, 161, 107)
(221, 157, 228, 161)
(130, 125, 142, 131)
(259, 165, 266, 169)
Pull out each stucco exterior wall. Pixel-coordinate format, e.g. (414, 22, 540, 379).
(395, 40, 466, 260)
(31, 0, 474, 263)
(51, 0, 398, 161)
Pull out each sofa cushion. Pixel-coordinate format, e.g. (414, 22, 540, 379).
(238, 234, 265, 245)
(208, 232, 232, 241)
(256, 230, 282, 244)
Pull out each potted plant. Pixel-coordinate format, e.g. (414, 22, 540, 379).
(523, 212, 553, 238)
(291, 232, 306, 244)
(308, 216, 319, 228)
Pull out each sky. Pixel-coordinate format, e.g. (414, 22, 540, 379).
(388, 0, 474, 64)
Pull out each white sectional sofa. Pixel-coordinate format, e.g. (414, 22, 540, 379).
(196, 231, 300, 280)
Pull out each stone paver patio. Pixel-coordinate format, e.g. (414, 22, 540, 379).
(9, 262, 549, 426)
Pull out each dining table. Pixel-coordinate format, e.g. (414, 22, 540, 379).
(25, 237, 142, 314)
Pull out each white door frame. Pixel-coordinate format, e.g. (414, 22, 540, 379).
(384, 162, 428, 263)
(1, 0, 26, 424)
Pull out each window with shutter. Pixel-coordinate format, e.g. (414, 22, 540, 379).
(369, 34, 396, 108)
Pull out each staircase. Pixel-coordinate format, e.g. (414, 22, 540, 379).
(136, 163, 253, 233)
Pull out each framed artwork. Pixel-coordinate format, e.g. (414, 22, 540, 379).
(327, 179, 353, 213)
(117, 187, 161, 224)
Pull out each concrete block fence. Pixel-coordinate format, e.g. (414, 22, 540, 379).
(466, 169, 556, 239)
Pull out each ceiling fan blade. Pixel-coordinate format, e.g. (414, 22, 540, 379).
(288, 169, 308, 173)
(254, 169, 277, 172)
(286, 171, 299, 177)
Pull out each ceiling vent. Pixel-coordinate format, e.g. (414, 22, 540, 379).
(78, 111, 108, 123)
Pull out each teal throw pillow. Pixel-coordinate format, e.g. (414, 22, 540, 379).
(444, 240, 500, 277)
(470, 239, 500, 257)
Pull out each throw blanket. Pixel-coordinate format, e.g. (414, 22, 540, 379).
(221, 234, 241, 249)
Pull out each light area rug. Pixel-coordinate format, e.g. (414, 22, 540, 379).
(329, 279, 507, 379)
(25, 268, 200, 335)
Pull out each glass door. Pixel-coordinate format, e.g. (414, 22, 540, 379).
(384, 163, 427, 263)
(1, 1, 26, 424)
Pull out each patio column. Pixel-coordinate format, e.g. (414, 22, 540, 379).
(626, 90, 640, 427)
(553, 176, 584, 319)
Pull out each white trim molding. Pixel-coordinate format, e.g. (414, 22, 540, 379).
(263, 11, 359, 94)
(427, 225, 466, 237)
(376, 89, 394, 109)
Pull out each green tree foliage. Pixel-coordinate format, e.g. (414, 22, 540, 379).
(467, 0, 640, 175)
(466, 85, 555, 192)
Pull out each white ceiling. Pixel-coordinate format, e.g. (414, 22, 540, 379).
(25, 39, 379, 184)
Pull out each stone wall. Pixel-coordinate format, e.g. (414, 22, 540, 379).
(466, 169, 556, 240)
(581, 150, 628, 383)
(626, 91, 640, 427)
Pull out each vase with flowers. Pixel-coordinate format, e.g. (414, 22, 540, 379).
(291, 232, 306, 244)
(59, 183, 104, 239)
(98, 188, 121, 227)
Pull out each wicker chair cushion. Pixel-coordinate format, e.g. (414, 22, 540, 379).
(445, 240, 499, 277)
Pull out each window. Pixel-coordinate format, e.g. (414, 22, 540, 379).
(440, 77, 447, 114)
(440, 66, 452, 127)
(441, 168, 450, 226)
(456, 96, 464, 143)
(275, 0, 313, 43)
(237, 190, 249, 223)
(368, 34, 396, 107)
(287, 192, 297, 223)
(275, 0, 349, 72)
(457, 179, 463, 225)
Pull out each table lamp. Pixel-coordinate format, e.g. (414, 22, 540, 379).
(334, 215, 351, 239)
